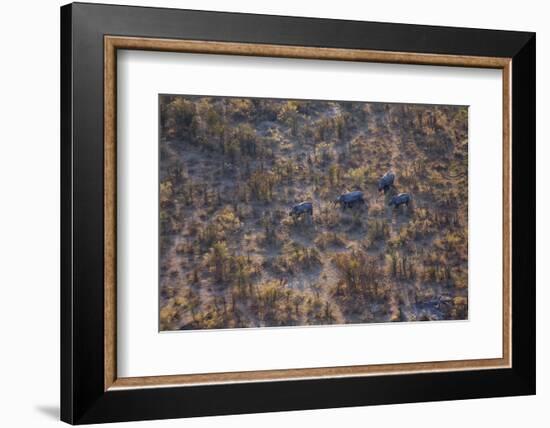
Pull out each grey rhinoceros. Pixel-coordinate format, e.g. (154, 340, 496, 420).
(334, 191, 365, 209)
(289, 201, 313, 217)
(389, 193, 412, 208)
(378, 171, 395, 193)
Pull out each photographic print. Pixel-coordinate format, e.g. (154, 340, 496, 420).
(159, 95, 468, 331)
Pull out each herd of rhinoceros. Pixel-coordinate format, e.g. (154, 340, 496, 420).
(288, 171, 412, 218)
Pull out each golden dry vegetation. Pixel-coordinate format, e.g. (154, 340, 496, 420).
(159, 95, 468, 330)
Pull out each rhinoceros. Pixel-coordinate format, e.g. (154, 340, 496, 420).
(378, 171, 395, 193)
(289, 201, 313, 217)
(335, 191, 365, 209)
(389, 193, 412, 208)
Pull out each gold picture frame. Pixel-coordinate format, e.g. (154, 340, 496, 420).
(103, 36, 512, 391)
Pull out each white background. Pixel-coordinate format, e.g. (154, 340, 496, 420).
(118, 51, 503, 377)
(0, 0, 546, 427)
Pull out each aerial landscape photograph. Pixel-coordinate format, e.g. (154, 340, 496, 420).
(158, 94, 469, 331)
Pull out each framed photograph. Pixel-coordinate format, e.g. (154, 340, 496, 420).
(61, 2, 535, 424)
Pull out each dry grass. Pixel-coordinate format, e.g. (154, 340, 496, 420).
(159, 96, 469, 330)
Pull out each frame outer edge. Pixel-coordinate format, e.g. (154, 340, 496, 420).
(63, 3, 536, 423)
(60, 3, 75, 424)
(510, 33, 536, 391)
